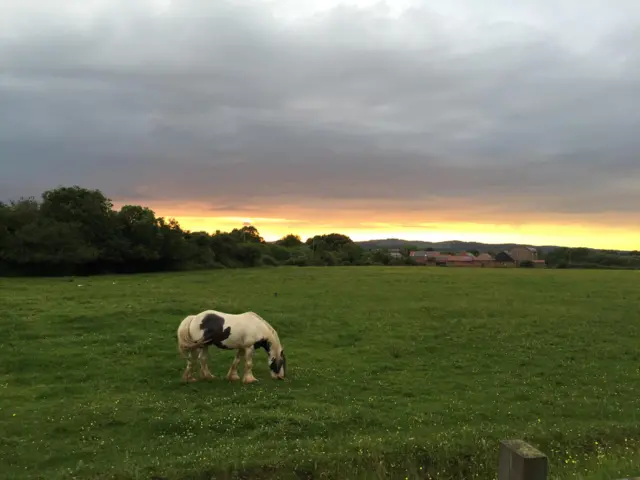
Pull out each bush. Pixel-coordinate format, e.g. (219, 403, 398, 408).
(261, 255, 278, 267)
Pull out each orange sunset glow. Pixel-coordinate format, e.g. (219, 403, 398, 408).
(174, 215, 640, 250)
(129, 199, 640, 251)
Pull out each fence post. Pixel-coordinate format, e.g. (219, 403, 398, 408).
(498, 439, 548, 480)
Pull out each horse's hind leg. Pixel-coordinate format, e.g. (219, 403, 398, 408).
(226, 349, 243, 382)
(198, 346, 215, 380)
(182, 349, 198, 383)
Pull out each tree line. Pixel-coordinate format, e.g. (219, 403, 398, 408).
(0, 185, 418, 276)
(1, 185, 637, 276)
(543, 246, 640, 269)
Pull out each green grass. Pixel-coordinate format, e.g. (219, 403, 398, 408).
(1, 266, 639, 479)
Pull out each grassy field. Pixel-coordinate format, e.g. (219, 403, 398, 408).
(1, 266, 639, 479)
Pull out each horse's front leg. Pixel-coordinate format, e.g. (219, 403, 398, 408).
(182, 349, 198, 383)
(226, 348, 243, 381)
(242, 346, 258, 384)
(198, 346, 215, 380)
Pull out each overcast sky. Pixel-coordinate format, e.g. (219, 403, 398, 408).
(2, 0, 640, 244)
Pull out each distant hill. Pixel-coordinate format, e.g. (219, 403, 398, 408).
(355, 238, 563, 254)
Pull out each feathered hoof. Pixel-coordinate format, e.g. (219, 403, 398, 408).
(226, 374, 241, 382)
(242, 376, 259, 384)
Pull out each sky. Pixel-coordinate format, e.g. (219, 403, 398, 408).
(2, 0, 640, 249)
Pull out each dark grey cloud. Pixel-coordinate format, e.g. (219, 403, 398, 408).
(1, 0, 640, 224)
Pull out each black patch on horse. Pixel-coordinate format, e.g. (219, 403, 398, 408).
(200, 313, 232, 349)
(269, 358, 278, 373)
(254, 338, 272, 353)
(268, 349, 286, 374)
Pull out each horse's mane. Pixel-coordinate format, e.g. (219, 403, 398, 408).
(247, 311, 281, 346)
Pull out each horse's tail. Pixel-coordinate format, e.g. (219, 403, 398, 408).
(177, 316, 203, 357)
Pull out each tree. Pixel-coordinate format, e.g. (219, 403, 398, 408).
(339, 243, 364, 264)
(306, 233, 353, 251)
(116, 205, 162, 263)
(268, 244, 293, 262)
(184, 231, 217, 267)
(371, 249, 391, 265)
(276, 234, 303, 248)
(40, 185, 115, 245)
(237, 243, 263, 267)
(230, 225, 264, 243)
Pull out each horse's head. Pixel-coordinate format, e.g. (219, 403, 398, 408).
(253, 313, 286, 380)
(268, 346, 286, 380)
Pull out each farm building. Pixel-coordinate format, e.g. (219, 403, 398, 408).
(509, 246, 538, 263)
(495, 251, 516, 266)
(409, 250, 440, 264)
(475, 253, 496, 267)
(409, 250, 428, 264)
(408, 247, 542, 268)
(443, 254, 477, 267)
(388, 249, 402, 259)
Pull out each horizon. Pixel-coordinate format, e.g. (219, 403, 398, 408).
(133, 206, 629, 250)
(2, 1, 640, 252)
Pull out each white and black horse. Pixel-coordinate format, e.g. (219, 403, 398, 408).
(177, 310, 286, 384)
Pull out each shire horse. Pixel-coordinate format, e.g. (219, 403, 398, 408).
(177, 309, 286, 384)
